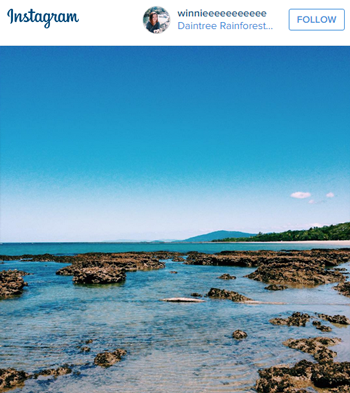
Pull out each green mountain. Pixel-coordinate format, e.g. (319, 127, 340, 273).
(183, 230, 256, 242)
(213, 222, 350, 242)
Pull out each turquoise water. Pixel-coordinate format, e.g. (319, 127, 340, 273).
(1, 241, 349, 256)
(1, 244, 350, 392)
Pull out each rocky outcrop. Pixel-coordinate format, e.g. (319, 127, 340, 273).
(33, 365, 72, 378)
(73, 267, 126, 285)
(0, 270, 28, 299)
(190, 292, 202, 297)
(270, 312, 310, 327)
(232, 330, 247, 339)
(265, 284, 288, 291)
(318, 313, 350, 325)
(246, 260, 345, 286)
(55, 252, 168, 276)
(207, 288, 253, 302)
(217, 274, 236, 280)
(185, 249, 350, 268)
(334, 282, 350, 297)
(283, 337, 341, 363)
(256, 360, 350, 393)
(94, 349, 127, 367)
(0, 368, 29, 391)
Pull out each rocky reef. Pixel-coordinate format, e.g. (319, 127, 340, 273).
(185, 249, 350, 268)
(0, 270, 28, 299)
(246, 260, 345, 286)
(283, 337, 341, 363)
(217, 273, 236, 280)
(94, 349, 127, 367)
(207, 288, 253, 303)
(256, 360, 350, 393)
(73, 267, 126, 285)
(265, 284, 288, 291)
(318, 313, 350, 325)
(0, 368, 29, 391)
(270, 312, 311, 327)
(232, 330, 247, 339)
(334, 281, 350, 297)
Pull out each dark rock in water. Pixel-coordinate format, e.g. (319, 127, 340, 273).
(73, 267, 126, 285)
(207, 288, 253, 303)
(246, 259, 346, 286)
(265, 284, 287, 291)
(80, 346, 90, 352)
(55, 252, 167, 276)
(232, 330, 247, 339)
(316, 325, 332, 332)
(190, 293, 202, 297)
(0, 368, 29, 391)
(256, 359, 350, 393)
(0, 270, 28, 299)
(94, 349, 127, 367)
(255, 359, 314, 393)
(34, 365, 72, 378)
(311, 361, 350, 389)
(85, 339, 93, 344)
(185, 249, 350, 268)
(313, 321, 322, 327)
(318, 313, 350, 325)
(283, 337, 341, 363)
(170, 271, 178, 274)
(334, 282, 350, 297)
(217, 274, 236, 280)
(270, 312, 310, 327)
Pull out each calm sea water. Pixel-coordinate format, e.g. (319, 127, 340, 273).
(1, 243, 350, 392)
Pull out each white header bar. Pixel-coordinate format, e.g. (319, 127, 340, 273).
(0, 0, 348, 46)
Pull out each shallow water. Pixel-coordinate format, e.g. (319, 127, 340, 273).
(1, 249, 350, 392)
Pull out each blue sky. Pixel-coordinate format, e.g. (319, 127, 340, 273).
(0, 47, 349, 242)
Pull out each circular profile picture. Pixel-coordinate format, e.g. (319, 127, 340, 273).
(143, 7, 170, 34)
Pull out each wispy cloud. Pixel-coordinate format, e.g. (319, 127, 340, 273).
(326, 192, 335, 198)
(308, 199, 315, 204)
(291, 191, 311, 199)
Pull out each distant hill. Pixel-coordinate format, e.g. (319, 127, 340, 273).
(182, 230, 256, 242)
(213, 222, 350, 242)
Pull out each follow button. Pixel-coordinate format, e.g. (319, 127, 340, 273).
(289, 9, 345, 31)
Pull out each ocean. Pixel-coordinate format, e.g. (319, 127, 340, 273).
(1, 242, 350, 392)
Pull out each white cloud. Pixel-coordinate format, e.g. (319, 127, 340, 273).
(326, 192, 335, 198)
(308, 199, 315, 204)
(290, 192, 311, 199)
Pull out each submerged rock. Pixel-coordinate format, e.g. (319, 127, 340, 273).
(316, 325, 332, 332)
(80, 346, 91, 353)
(0, 368, 29, 391)
(283, 337, 341, 363)
(334, 282, 350, 297)
(170, 271, 178, 274)
(318, 313, 350, 325)
(73, 267, 126, 285)
(94, 349, 127, 367)
(190, 292, 202, 297)
(217, 274, 236, 280)
(0, 270, 28, 299)
(232, 330, 247, 339)
(265, 284, 288, 291)
(207, 288, 253, 303)
(270, 312, 310, 327)
(34, 365, 72, 378)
